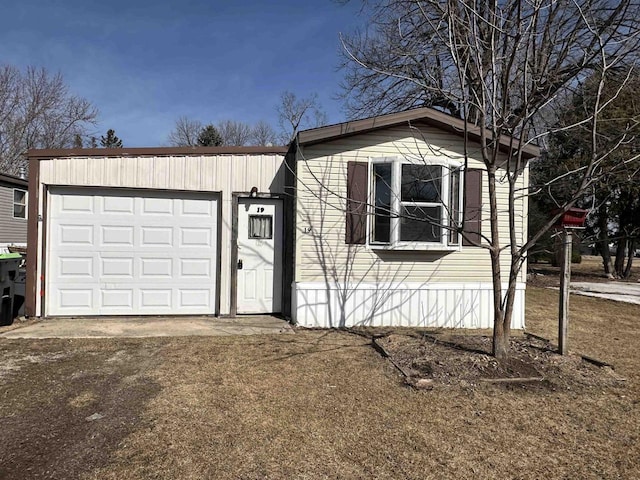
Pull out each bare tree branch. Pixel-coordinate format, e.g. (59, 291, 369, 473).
(0, 65, 98, 175)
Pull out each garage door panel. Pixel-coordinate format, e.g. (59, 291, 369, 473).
(181, 199, 213, 216)
(58, 256, 94, 278)
(59, 225, 94, 245)
(58, 289, 93, 310)
(180, 258, 212, 277)
(101, 290, 133, 309)
(100, 257, 134, 277)
(47, 188, 218, 316)
(59, 194, 94, 214)
(100, 226, 135, 246)
(140, 289, 172, 307)
(180, 228, 212, 247)
(180, 289, 211, 307)
(102, 196, 135, 214)
(140, 258, 173, 278)
(142, 197, 174, 215)
(141, 227, 174, 247)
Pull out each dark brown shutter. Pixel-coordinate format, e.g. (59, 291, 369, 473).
(346, 161, 368, 244)
(463, 168, 483, 246)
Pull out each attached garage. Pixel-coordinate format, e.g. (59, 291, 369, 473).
(47, 188, 219, 316)
(25, 146, 291, 319)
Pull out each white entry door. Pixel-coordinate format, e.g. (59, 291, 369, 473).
(237, 198, 283, 314)
(47, 187, 218, 316)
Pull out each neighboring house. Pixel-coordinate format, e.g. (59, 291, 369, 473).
(25, 108, 538, 329)
(0, 173, 28, 251)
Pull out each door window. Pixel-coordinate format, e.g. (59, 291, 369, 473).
(248, 215, 273, 239)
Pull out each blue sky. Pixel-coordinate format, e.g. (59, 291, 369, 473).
(2, 0, 365, 146)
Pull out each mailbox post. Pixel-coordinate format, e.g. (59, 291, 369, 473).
(554, 208, 588, 355)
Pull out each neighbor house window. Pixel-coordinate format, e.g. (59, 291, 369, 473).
(369, 158, 462, 248)
(13, 189, 27, 219)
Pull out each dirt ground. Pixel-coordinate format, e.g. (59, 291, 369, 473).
(0, 288, 639, 479)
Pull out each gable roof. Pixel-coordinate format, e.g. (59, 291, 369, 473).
(297, 107, 540, 159)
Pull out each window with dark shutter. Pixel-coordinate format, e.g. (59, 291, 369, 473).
(463, 169, 483, 246)
(346, 161, 368, 244)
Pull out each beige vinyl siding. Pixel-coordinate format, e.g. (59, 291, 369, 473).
(0, 183, 28, 245)
(295, 125, 528, 285)
(36, 154, 285, 316)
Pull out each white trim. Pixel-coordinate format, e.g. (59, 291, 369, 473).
(12, 188, 27, 220)
(292, 281, 526, 330)
(367, 157, 464, 249)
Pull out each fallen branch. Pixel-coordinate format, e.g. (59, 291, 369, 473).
(371, 337, 413, 378)
(524, 332, 614, 369)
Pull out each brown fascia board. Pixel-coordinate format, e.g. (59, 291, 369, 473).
(0, 172, 28, 188)
(297, 107, 541, 159)
(27, 145, 289, 159)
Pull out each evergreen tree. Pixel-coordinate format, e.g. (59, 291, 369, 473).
(100, 129, 123, 148)
(197, 125, 223, 146)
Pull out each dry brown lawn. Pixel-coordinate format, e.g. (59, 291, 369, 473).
(0, 285, 638, 479)
(529, 254, 640, 286)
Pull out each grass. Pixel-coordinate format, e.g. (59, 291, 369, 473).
(0, 285, 639, 479)
(529, 254, 640, 285)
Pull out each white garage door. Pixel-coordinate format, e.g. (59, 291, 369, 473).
(47, 188, 218, 316)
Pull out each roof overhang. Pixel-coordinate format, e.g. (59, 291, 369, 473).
(297, 107, 540, 159)
(0, 173, 28, 188)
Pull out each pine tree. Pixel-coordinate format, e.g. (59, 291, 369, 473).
(100, 129, 123, 148)
(197, 125, 223, 146)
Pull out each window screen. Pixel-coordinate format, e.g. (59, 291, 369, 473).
(248, 215, 273, 239)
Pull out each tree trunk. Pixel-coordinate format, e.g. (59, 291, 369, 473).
(487, 166, 509, 359)
(492, 310, 509, 358)
(623, 238, 635, 278)
(598, 203, 615, 276)
(615, 238, 627, 278)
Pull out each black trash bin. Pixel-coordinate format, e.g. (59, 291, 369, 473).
(0, 253, 22, 326)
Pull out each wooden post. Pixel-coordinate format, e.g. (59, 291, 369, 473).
(558, 229, 572, 355)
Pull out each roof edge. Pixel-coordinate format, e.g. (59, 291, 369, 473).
(298, 107, 540, 159)
(0, 173, 28, 187)
(27, 145, 289, 159)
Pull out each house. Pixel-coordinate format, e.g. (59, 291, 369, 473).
(0, 172, 28, 252)
(25, 108, 538, 328)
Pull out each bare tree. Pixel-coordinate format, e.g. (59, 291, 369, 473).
(0, 65, 98, 175)
(217, 120, 253, 146)
(341, 0, 640, 358)
(167, 116, 203, 147)
(277, 91, 327, 143)
(250, 120, 278, 146)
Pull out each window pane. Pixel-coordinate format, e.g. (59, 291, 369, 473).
(400, 205, 441, 242)
(373, 164, 392, 243)
(14, 205, 26, 219)
(14, 190, 25, 204)
(248, 215, 272, 239)
(401, 165, 441, 203)
(449, 168, 461, 245)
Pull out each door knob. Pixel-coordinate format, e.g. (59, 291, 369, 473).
(237, 259, 243, 270)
